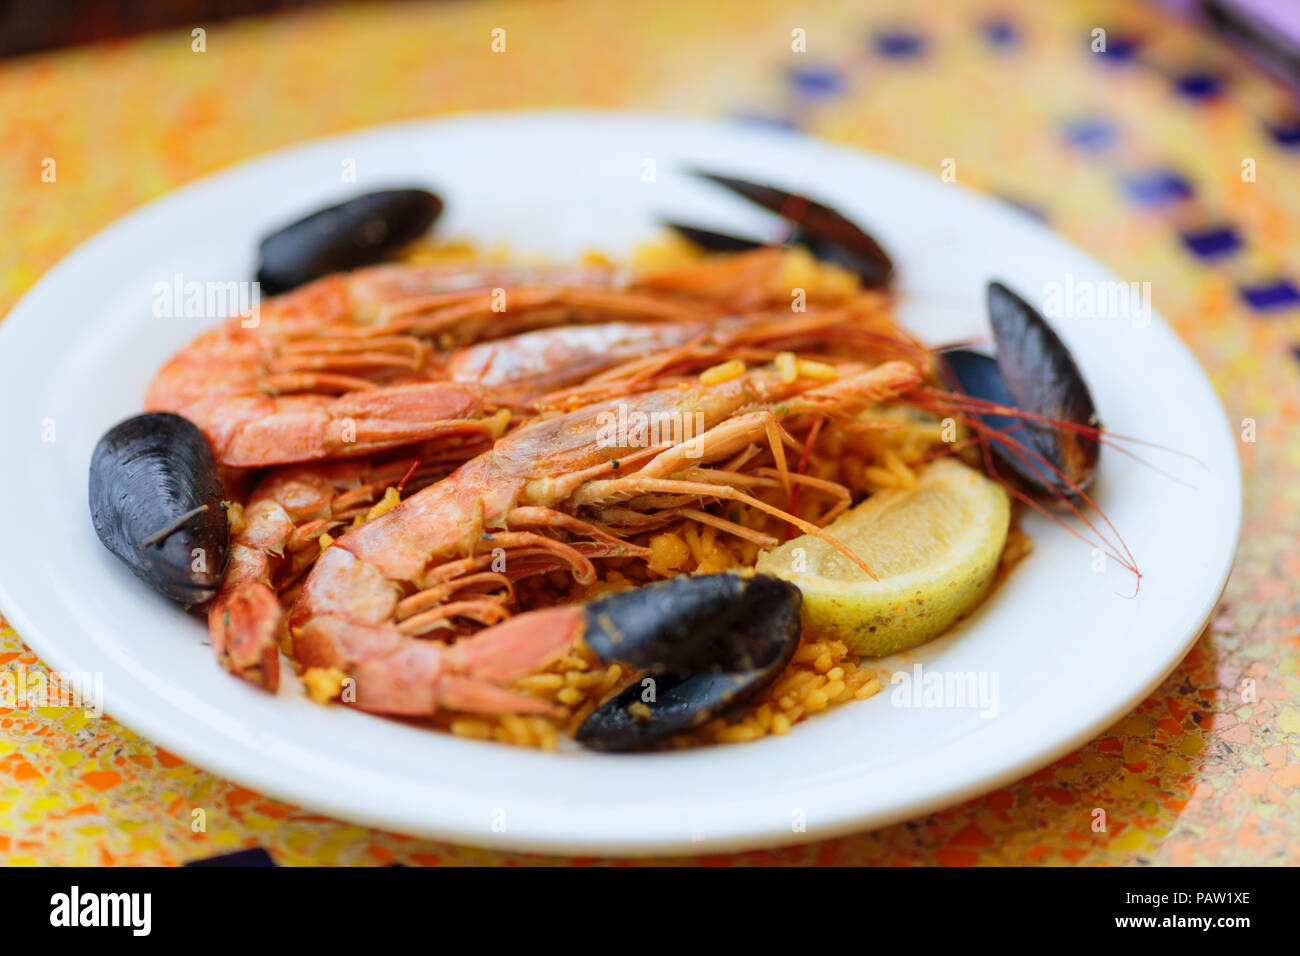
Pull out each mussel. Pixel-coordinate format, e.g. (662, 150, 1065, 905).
(665, 170, 894, 287)
(257, 188, 444, 295)
(89, 412, 231, 605)
(574, 573, 802, 752)
(940, 281, 1100, 500)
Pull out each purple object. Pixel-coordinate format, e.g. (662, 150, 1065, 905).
(1175, 69, 1225, 99)
(982, 18, 1019, 48)
(788, 65, 847, 98)
(1122, 169, 1194, 206)
(873, 29, 926, 59)
(1266, 118, 1300, 148)
(1240, 279, 1300, 311)
(1180, 225, 1242, 258)
(1063, 117, 1120, 152)
(1096, 33, 1143, 63)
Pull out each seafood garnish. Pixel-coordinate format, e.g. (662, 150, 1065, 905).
(938, 280, 1100, 500)
(575, 574, 802, 751)
(89, 413, 231, 605)
(985, 280, 1100, 495)
(257, 188, 444, 295)
(657, 221, 764, 254)
(667, 169, 894, 287)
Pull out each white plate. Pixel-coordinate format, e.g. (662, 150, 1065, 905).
(0, 113, 1240, 855)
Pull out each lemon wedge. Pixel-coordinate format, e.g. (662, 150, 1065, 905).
(755, 458, 1010, 656)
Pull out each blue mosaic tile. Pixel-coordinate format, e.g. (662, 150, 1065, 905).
(185, 847, 277, 867)
(1063, 117, 1119, 152)
(982, 18, 1019, 48)
(1180, 226, 1242, 259)
(788, 64, 848, 98)
(1094, 33, 1141, 63)
(1175, 70, 1223, 100)
(1122, 169, 1193, 206)
(873, 29, 926, 59)
(1240, 279, 1300, 311)
(1266, 118, 1300, 149)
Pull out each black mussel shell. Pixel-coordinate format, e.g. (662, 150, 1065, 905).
(939, 348, 1036, 485)
(661, 221, 765, 254)
(577, 671, 762, 752)
(985, 281, 1100, 497)
(89, 413, 230, 605)
(686, 170, 895, 287)
(788, 223, 893, 288)
(575, 574, 802, 752)
(256, 188, 443, 295)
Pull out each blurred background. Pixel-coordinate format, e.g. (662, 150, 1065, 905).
(1, 0, 1298, 866)
(4, 0, 1300, 81)
(0, 1, 324, 57)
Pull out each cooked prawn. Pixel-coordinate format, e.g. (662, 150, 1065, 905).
(143, 255, 814, 468)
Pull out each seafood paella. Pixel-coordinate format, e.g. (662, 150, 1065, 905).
(89, 177, 1119, 752)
